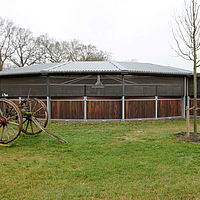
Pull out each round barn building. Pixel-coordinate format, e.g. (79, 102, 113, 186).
(0, 61, 193, 121)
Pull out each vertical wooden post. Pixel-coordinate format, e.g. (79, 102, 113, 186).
(186, 106, 190, 137)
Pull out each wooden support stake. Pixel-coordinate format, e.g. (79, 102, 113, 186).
(186, 106, 190, 137)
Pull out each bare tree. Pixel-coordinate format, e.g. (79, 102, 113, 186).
(66, 39, 82, 61)
(0, 17, 15, 71)
(0, 16, 112, 67)
(172, 0, 200, 138)
(10, 26, 40, 67)
(66, 39, 112, 62)
(92, 50, 112, 61)
(37, 34, 68, 63)
(79, 44, 111, 61)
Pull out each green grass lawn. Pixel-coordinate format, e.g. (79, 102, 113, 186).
(0, 119, 200, 199)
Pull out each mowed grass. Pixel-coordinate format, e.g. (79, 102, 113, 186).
(1, 119, 200, 199)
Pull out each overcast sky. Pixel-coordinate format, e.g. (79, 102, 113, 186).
(0, 0, 195, 71)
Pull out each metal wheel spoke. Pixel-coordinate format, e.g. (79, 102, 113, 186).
(0, 126, 4, 140)
(3, 103, 6, 116)
(0, 99, 22, 144)
(23, 118, 28, 124)
(32, 101, 38, 112)
(4, 104, 12, 117)
(29, 101, 32, 112)
(7, 106, 14, 116)
(30, 121, 34, 134)
(33, 117, 45, 128)
(32, 118, 41, 131)
(33, 116, 44, 125)
(7, 124, 17, 135)
(8, 121, 20, 126)
(19, 99, 26, 106)
(21, 98, 48, 135)
(5, 125, 9, 140)
(25, 120, 30, 132)
(32, 116, 39, 122)
(33, 107, 43, 114)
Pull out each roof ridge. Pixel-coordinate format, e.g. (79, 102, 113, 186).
(110, 61, 128, 71)
(43, 62, 70, 72)
(0, 61, 193, 76)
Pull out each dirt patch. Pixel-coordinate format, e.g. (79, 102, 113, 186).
(173, 132, 200, 143)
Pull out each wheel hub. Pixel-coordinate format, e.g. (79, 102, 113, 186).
(0, 117, 8, 126)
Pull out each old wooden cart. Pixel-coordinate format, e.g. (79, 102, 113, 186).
(0, 96, 67, 144)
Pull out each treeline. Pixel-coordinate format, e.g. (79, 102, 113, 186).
(0, 16, 112, 71)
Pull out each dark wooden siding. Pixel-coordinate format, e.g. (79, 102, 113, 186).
(125, 98, 155, 119)
(5, 96, 184, 120)
(49, 97, 183, 120)
(157, 99, 182, 117)
(189, 99, 200, 115)
(51, 98, 84, 119)
(87, 98, 122, 119)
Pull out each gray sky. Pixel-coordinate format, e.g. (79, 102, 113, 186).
(0, 0, 194, 71)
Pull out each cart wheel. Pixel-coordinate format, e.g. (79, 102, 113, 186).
(0, 99, 22, 144)
(20, 98, 49, 135)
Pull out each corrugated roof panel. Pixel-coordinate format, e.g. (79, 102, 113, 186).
(0, 63, 60, 75)
(48, 61, 120, 72)
(117, 62, 192, 75)
(0, 61, 193, 76)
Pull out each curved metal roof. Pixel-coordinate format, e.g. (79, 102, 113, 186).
(0, 61, 193, 76)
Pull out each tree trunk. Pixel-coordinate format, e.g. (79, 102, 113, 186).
(0, 61, 3, 71)
(193, 0, 198, 138)
(193, 64, 198, 138)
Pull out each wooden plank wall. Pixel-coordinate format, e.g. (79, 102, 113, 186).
(189, 100, 200, 116)
(51, 100, 84, 119)
(125, 99, 155, 119)
(157, 99, 182, 118)
(5, 97, 183, 120)
(49, 97, 183, 120)
(87, 100, 122, 119)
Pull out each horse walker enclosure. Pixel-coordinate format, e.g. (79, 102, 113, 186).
(0, 61, 197, 122)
